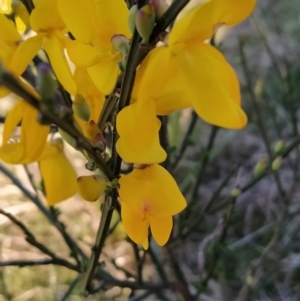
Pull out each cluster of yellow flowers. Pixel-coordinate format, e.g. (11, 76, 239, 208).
(0, 0, 256, 249)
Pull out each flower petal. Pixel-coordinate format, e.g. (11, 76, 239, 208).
(57, 0, 97, 44)
(0, 143, 28, 164)
(150, 215, 172, 246)
(83, 120, 100, 141)
(14, 1, 30, 29)
(121, 202, 150, 249)
(134, 46, 191, 115)
(8, 35, 42, 76)
(39, 141, 77, 206)
(169, 0, 256, 44)
(30, 0, 65, 32)
(74, 68, 105, 121)
(119, 164, 187, 217)
(116, 101, 166, 164)
(77, 175, 107, 202)
(22, 104, 49, 161)
(66, 40, 101, 67)
(87, 58, 120, 95)
(93, 0, 130, 47)
(177, 43, 247, 129)
(214, 0, 257, 26)
(43, 35, 77, 95)
(2, 100, 25, 143)
(0, 13, 21, 43)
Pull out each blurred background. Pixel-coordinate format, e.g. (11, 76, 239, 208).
(1, 0, 300, 300)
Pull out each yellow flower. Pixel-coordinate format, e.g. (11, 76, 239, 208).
(0, 13, 21, 97)
(0, 99, 49, 164)
(77, 175, 107, 202)
(39, 140, 77, 206)
(73, 68, 105, 122)
(119, 164, 187, 249)
(11, 1, 30, 33)
(133, 0, 256, 129)
(58, 0, 130, 94)
(0, 0, 11, 13)
(8, 0, 76, 94)
(116, 100, 166, 164)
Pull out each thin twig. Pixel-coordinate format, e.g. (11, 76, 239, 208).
(190, 125, 219, 203)
(168, 249, 195, 301)
(60, 275, 81, 301)
(127, 291, 153, 301)
(172, 110, 198, 170)
(0, 258, 61, 267)
(180, 165, 237, 240)
(0, 69, 114, 180)
(196, 193, 239, 298)
(239, 38, 287, 201)
(150, 0, 190, 42)
(83, 193, 114, 291)
(0, 163, 52, 221)
(1, 164, 87, 266)
(0, 209, 80, 272)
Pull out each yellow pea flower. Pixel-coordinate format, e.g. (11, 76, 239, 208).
(0, 13, 21, 97)
(77, 175, 107, 202)
(8, 0, 76, 94)
(116, 100, 166, 164)
(73, 68, 105, 122)
(133, 0, 256, 129)
(119, 164, 187, 249)
(58, 0, 130, 94)
(39, 140, 77, 206)
(0, 99, 49, 164)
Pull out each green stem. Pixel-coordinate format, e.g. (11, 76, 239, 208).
(83, 192, 115, 291)
(150, 0, 191, 42)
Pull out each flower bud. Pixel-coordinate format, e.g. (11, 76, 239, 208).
(77, 175, 107, 202)
(72, 94, 90, 122)
(135, 4, 156, 43)
(37, 63, 58, 103)
(93, 133, 106, 152)
(85, 161, 96, 171)
(84, 120, 100, 141)
(56, 105, 73, 120)
(118, 61, 125, 73)
(272, 157, 282, 171)
(253, 156, 267, 178)
(254, 80, 263, 98)
(111, 35, 130, 57)
(274, 140, 286, 155)
(101, 152, 110, 163)
(149, 0, 169, 19)
(230, 188, 241, 198)
(128, 4, 138, 34)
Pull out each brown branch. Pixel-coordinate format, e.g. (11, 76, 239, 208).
(0, 68, 114, 180)
(0, 209, 80, 272)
